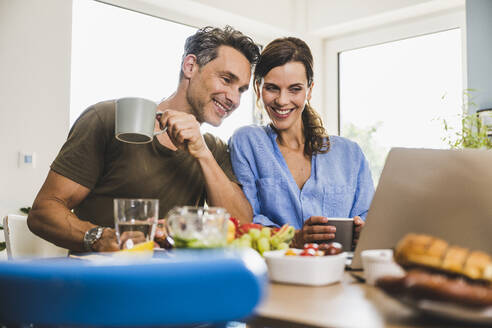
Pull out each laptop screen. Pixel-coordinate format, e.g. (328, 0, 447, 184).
(351, 147, 492, 269)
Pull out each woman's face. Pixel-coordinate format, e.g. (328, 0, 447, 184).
(259, 61, 313, 132)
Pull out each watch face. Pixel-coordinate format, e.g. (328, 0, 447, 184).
(84, 227, 103, 251)
(85, 228, 95, 241)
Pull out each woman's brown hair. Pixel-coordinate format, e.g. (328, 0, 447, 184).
(254, 37, 330, 156)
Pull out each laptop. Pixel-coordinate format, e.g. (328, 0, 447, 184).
(350, 147, 492, 270)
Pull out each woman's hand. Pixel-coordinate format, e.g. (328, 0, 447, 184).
(352, 216, 365, 250)
(292, 216, 336, 249)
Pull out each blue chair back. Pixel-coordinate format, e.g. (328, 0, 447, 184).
(0, 249, 268, 327)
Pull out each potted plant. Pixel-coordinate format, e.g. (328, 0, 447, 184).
(441, 90, 492, 149)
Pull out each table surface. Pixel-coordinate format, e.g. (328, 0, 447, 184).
(251, 272, 476, 328)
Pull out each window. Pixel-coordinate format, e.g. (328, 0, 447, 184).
(71, 0, 254, 142)
(339, 29, 462, 184)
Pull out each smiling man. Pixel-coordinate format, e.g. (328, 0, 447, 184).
(27, 26, 259, 252)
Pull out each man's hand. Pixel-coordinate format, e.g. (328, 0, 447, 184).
(154, 219, 174, 249)
(352, 216, 365, 250)
(155, 108, 252, 224)
(92, 228, 119, 252)
(159, 110, 212, 159)
(293, 216, 336, 248)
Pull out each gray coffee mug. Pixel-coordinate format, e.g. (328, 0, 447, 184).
(115, 97, 167, 144)
(324, 218, 354, 252)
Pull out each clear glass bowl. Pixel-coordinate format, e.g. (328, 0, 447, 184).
(166, 206, 229, 248)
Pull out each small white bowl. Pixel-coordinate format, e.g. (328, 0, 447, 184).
(263, 249, 347, 286)
(361, 249, 405, 285)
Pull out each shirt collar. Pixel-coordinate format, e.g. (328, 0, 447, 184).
(265, 124, 277, 141)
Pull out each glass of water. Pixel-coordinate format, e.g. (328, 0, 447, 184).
(114, 198, 158, 250)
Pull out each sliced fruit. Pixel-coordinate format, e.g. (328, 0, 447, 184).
(120, 240, 154, 252)
(227, 220, 236, 243)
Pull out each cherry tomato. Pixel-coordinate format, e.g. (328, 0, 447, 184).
(300, 248, 316, 256)
(324, 242, 343, 255)
(303, 243, 319, 250)
(238, 223, 263, 235)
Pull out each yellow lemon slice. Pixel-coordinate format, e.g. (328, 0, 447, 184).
(120, 240, 155, 252)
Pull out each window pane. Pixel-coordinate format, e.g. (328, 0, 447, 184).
(339, 29, 462, 184)
(71, 0, 254, 141)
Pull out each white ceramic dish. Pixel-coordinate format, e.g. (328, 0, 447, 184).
(395, 296, 492, 324)
(361, 249, 405, 285)
(263, 249, 347, 286)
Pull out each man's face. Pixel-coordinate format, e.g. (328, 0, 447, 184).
(186, 46, 252, 127)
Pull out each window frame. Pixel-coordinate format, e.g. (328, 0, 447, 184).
(322, 8, 466, 136)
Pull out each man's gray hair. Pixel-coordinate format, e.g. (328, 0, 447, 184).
(180, 25, 259, 79)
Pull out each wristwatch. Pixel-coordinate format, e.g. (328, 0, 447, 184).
(83, 226, 105, 252)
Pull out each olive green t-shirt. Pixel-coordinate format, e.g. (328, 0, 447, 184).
(51, 100, 238, 227)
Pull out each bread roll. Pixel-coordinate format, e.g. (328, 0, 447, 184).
(463, 251, 492, 280)
(394, 233, 492, 283)
(442, 246, 468, 273)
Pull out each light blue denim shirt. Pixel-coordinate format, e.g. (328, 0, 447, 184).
(229, 125, 375, 229)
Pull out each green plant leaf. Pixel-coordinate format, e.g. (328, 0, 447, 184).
(20, 207, 31, 214)
(440, 90, 492, 150)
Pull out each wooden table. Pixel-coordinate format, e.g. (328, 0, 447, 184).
(248, 272, 473, 328)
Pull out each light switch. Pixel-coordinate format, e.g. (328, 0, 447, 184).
(18, 151, 36, 168)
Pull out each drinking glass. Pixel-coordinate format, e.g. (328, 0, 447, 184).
(114, 198, 158, 250)
(166, 206, 229, 248)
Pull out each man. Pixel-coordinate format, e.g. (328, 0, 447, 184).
(27, 26, 259, 252)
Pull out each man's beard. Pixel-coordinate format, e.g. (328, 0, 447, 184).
(185, 88, 206, 124)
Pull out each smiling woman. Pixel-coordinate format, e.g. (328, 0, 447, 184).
(260, 62, 311, 130)
(229, 37, 375, 253)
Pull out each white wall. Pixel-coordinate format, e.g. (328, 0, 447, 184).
(192, 0, 296, 32)
(0, 0, 72, 216)
(466, 0, 492, 111)
(308, 0, 431, 32)
(99, 0, 292, 45)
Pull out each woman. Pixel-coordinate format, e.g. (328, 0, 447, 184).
(229, 37, 374, 249)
